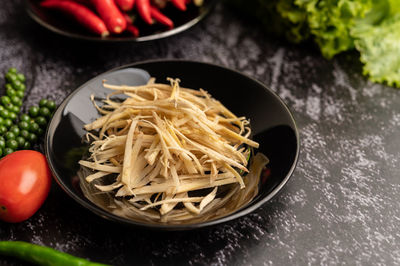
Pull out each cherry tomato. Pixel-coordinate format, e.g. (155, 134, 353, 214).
(0, 150, 52, 223)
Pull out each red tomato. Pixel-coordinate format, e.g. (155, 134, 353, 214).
(0, 150, 52, 223)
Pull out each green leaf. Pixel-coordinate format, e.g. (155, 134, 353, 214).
(228, 0, 400, 87)
(276, 0, 310, 43)
(352, 9, 400, 87)
(299, 0, 373, 58)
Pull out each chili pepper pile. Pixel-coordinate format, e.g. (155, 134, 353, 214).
(0, 68, 56, 158)
(40, 0, 204, 37)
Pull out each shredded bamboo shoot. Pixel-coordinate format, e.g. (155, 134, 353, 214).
(78, 78, 269, 224)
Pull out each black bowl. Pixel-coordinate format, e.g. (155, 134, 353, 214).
(45, 60, 300, 230)
(26, 0, 217, 42)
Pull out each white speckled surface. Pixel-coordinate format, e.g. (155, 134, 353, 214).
(0, 1, 399, 265)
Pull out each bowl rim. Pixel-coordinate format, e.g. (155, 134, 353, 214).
(44, 59, 300, 230)
(25, 0, 218, 42)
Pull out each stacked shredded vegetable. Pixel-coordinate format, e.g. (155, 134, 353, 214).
(78, 78, 269, 223)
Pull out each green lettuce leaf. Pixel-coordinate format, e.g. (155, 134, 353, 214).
(275, 0, 309, 43)
(297, 0, 373, 59)
(352, 0, 400, 87)
(229, 0, 400, 87)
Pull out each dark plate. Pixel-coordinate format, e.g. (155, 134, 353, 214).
(26, 0, 217, 41)
(45, 60, 300, 230)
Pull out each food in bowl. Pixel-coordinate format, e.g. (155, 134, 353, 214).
(39, 0, 204, 37)
(78, 77, 269, 224)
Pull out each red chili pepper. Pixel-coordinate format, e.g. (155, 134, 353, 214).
(115, 0, 135, 11)
(123, 13, 134, 24)
(126, 24, 139, 37)
(136, 0, 152, 24)
(171, 0, 186, 11)
(150, 7, 173, 29)
(261, 167, 271, 184)
(123, 13, 139, 37)
(91, 0, 127, 34)
(40, 0, 109, 37)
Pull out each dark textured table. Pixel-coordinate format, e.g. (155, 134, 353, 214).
(1, 1, 400, 265)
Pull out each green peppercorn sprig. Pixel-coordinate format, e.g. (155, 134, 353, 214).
(0, 68, 57, 157)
